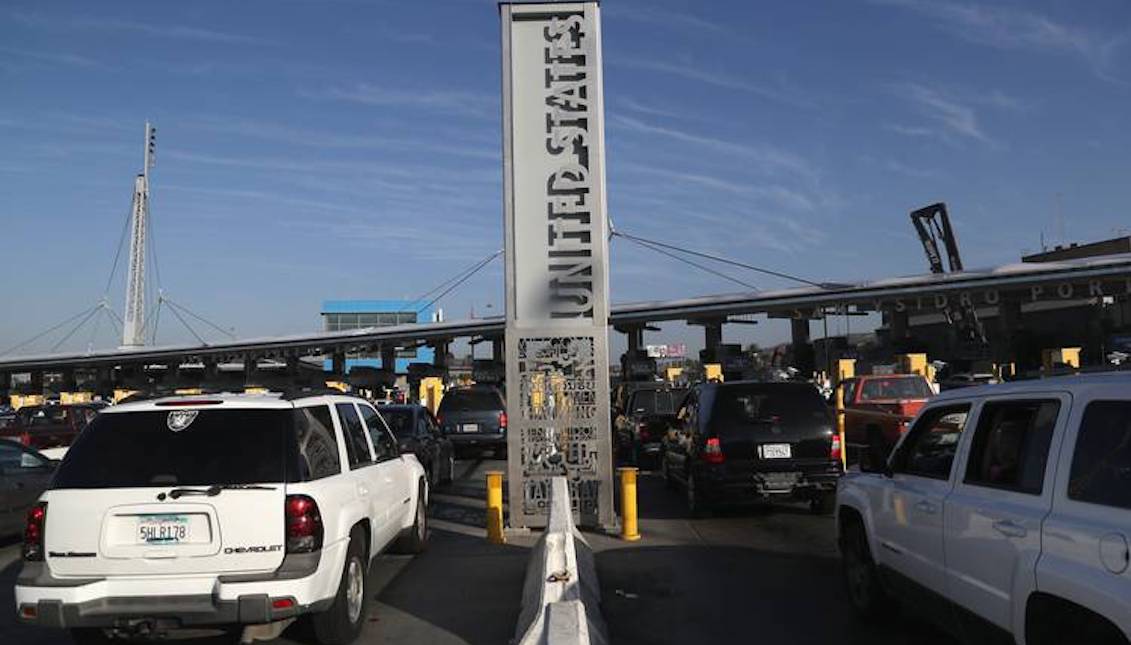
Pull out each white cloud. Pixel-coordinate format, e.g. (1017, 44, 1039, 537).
(11, 12, 272, 45)
(306, 83, 498, 119)
(903, 83, 988, 143)
(872, 0, 1125, 78)
(603, 4, 727, 34)
(610, 57, 816, 108)
(0, 46, 107, 70)
(611, 115, 816, 179)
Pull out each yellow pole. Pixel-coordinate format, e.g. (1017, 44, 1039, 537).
(486, 471, 505, 544)
(618, 467, 641, 541)
(835, 384, 847, 469)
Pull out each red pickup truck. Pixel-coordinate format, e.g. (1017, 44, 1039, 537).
(839, 374, 934, 463)
(0, 403, 106, 450)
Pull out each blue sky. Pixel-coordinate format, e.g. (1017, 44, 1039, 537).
(3, 0, 1131, 357)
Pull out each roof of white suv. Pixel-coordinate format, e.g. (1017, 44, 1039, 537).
(932, 371, 1131, 402)
(103, 391, 362, 413)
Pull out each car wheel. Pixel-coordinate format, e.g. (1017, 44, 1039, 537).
(392, 482, 428, 554)
(842, 518, 885, 619)
(810, 493, 836, 515)
(311, 528, 370, 645)
(445, 452, 455, 484)
(430, 457, 441, 488)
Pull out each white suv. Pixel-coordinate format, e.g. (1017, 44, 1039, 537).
(14, 391, 429, 645)
(837, 373, 1131, 645)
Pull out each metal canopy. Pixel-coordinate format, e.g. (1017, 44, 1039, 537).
(3, 253, 1130, 373)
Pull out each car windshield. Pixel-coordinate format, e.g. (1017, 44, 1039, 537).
(380, 409, 415, 438)
(629, 389, 687, 415)
(859, 377, 932, 401)
(438, 390, 503, 412)
(712, 384, 830, 437)
(21, 406, 67, 426)
(51, 409, 294, 489)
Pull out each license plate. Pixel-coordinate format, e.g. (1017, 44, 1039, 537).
(461, 424, 479, 433)
(137, 515, 190, 544)
(760, 443, 792, 459)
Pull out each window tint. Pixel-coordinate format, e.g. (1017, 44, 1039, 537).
(1068, 401, 1131, 509)
(711, 384, 830, 438)
(360, 405, 399, 461)
(296, 405, 341, 480)
(380, 408, 415, 438)
(859, 377, 933, 401)
(629, 389, 688, 415)
(0, 442, 47, 470)
(438, 389, 504, 412)
(53, 409, 293, 488)
(965, 400, 1059, 495)
(336, 403, 373, 468)
(894, 405, 970, 480)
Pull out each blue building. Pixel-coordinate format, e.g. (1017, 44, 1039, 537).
(321, 300, 436, 374)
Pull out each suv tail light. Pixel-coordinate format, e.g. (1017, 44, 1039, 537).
(702, 437, 725, 464)
(636, 422, 651, 441)
(19, 431, 31, 447)
(498, 411, 507, 430)
(285, 495, 323, 554)
(23, 502, 47, 561)
(830, 433, 842, 462)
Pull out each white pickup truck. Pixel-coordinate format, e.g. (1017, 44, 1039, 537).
(837, 373, 1131, 645)
(15, 391, 429, 645)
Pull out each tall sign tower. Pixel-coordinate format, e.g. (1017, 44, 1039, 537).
(500, 2, 615, 529)
(121, 122, 156, 348)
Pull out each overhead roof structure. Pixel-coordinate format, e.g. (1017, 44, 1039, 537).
(3, 253, 1130, 373)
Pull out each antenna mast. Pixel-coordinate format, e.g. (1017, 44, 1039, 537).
(121, 121, 156, 347)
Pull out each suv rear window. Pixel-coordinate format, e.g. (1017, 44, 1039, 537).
(629, 389, 687, 415)
(711, 384, 829, 437)
(438, 389, 503, 412)
(1068, 401, 1131, 509)
(52, 409, 296, 489)
(379, 408, 415, 438)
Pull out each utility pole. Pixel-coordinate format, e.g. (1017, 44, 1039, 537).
(121, 122, 156, 347)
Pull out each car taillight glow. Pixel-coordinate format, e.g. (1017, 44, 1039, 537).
(636, 422, 651, 441)
(23, 502, 47, 562)
(830, 433, 842, 462)
(19, 431, 31, 447)
(285, 495, 323, 554)
(499, 411, 507, 429)
(272, 598, 296, 610)
(703, 437, 725, 464)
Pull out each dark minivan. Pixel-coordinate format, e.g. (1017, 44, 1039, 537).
(436, 386, 507, 457)
(661, 381, 842, 515)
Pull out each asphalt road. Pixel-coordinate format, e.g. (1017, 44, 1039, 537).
(1, 457, 956, 644)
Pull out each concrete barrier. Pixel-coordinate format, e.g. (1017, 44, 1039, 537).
(514, 477, 608, 645)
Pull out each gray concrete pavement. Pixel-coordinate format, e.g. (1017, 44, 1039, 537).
(2, 458, 956, 645)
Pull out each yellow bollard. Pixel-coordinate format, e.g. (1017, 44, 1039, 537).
(618, 467, 641, 542)
(486, 471, 505, 544)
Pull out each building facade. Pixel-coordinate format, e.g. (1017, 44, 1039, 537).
(320, 300, 437, 374)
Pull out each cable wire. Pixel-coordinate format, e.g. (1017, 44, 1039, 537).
(50, 306, 103, 353)
(403, 249, 503, 312)
(164, 297, 236, 340)
(0, 305, 100, 357)
(611, 229, 824, 287)
(103, 189, 136, 295)
(415, 251, 501, 314)
(166, 301, 208, 346)
(619, 234, 758, 291)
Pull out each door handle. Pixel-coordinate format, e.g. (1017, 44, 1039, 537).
(914, 500, 937, 514)
(993, 520, 1028, 538)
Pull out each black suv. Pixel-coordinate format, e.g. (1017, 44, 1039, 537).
(661, 381, 842, 515)
(614, 385, 687, 468)
(436, 386, 507, 458)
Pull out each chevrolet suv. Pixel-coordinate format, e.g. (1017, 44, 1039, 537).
(15, 391, 429, 645)
(838, 373, 1131, 644)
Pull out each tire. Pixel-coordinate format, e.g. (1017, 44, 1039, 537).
(69, 629, 113, 645)
(311, 528, 370, 645)
(444, 451, 455, 484)
(430, 456, 441, 488)
(392, 482, 428, 554)
(841, 517, 886, 620)
(810, 493, 836, 515)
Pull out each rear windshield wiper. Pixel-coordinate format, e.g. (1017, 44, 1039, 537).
(165, 484, 276, 500)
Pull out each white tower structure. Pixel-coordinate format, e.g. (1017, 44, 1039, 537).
(121, 122, 156, 347)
